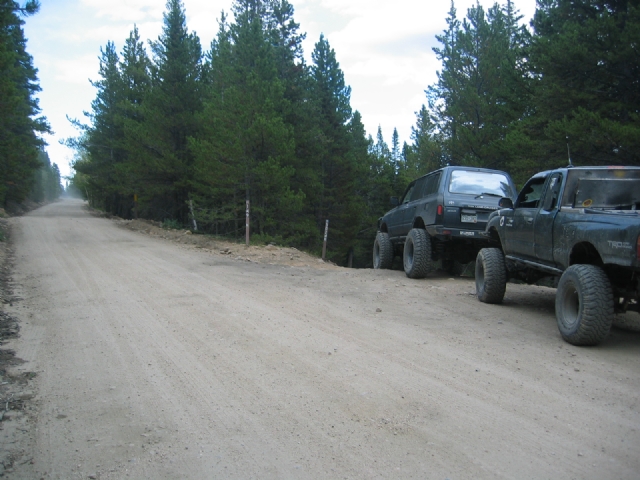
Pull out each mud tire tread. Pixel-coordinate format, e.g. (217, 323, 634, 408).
(403, 229, 432, 279)
(475, 248, 507, 304)
(373, 232, 394, 269)
(556, 264, 613, 346)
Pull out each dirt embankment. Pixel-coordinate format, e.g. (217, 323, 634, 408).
(117, 217, 338, 269)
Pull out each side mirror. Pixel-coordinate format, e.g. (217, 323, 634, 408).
(498, 197, 514, 209)
(390, 196, 399, 207)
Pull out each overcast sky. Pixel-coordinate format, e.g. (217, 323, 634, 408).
(23, 0, 537, 179)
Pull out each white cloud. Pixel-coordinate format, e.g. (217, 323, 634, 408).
(80, 0, 164, 22)
(52, 54, 100, 85)
(296, 0, 537, 146)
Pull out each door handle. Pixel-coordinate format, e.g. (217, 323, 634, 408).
(526, 217, 533, 224)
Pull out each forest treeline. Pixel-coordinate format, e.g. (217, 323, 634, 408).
(67, 0, 639, 266)
(0, 0, 61, 211)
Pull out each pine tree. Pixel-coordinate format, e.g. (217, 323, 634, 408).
(134, 0, 203, 222)
(405, 105, 444, 179)
(191, 0, 304, 240)
(427, 1, 529, 169)
(310, 34, 369, 261)
(266, 0, 306, 89)
(120, 26, 151, 120)
(118, 25, 151, 217)
(29, 149, 61, 203)
(0, 0, 49, 208)
(364, 125, 395, 255)
(189, 12, 238, 233)
(74, 41, 126, 213)
(70, 27, 152, 218)
(264, 0, 321, 244)
(372, 126, 390, 166)
(311, 34, 352, 127)
(345, 110, 375, 266)
(522, 0, 640, 168)
(390, 128, 401, 173)
(427, 1, 461, 165)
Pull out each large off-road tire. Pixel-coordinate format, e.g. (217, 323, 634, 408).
(556, 264, 613, 346)
(373, 232, 393, 269)
(403, 228, 432, 279)
(475, 248, 507, 304)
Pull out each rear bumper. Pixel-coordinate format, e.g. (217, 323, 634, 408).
(427, 225, 488, 242)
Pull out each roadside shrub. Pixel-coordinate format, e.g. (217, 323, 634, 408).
(162, 219, 182, 230)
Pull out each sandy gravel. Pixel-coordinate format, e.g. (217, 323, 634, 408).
(1, 198, 639, 479)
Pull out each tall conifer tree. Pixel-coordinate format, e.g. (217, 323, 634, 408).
(0, 0, 49, 208)
(191, 0, 304, 240)
(133, 0, 203, 221)
(428, 1, 529, 169)
(405, 105, 443, 178)
(117, 25, 152, 215)
(310, 34, 368, 261)
(74, 41, 127, 214)
(523, 0, 640, 168)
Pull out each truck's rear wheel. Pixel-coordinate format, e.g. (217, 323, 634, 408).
(556, 264, 613, 346)
(475, 248, 507, 304)
(403, 228, 432, 279)
(373, 232, 393, 269)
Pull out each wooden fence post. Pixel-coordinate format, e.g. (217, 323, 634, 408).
(322, 219, 329, 261)
(245, 200, 250, 247)
(189, 199, 198, 231)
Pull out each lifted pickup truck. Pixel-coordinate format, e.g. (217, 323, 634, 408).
(374, 166, 516, 278)
(475, 166, 640, 345)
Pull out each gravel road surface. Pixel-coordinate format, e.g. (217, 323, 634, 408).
(2, 198, 639, 479)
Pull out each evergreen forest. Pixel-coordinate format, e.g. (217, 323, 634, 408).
(0, 0, 61, 211)
(64, 0, 640, 266)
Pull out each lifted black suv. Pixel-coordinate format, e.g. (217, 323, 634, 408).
(374, 166, 516, 278)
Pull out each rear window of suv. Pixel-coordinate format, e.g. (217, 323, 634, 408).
(448, 170, 513, 197)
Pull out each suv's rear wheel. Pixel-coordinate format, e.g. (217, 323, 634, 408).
(373, 232, 393, 269)
(475, 248, 507, 304)
(556, 264, 613, 346)
(403, 229, 432, 278)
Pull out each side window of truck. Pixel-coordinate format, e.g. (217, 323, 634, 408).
(422, 172, 441, 197)
(516, 176, 547, 209)
(541, 173, 563, 211)
(401, 183, 416, 204)
(410, 177, 428, 202)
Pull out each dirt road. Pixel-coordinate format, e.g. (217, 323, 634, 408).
(2, 198, 640, 479)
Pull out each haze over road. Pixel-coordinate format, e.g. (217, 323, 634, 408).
(5, 198, 640, 479)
